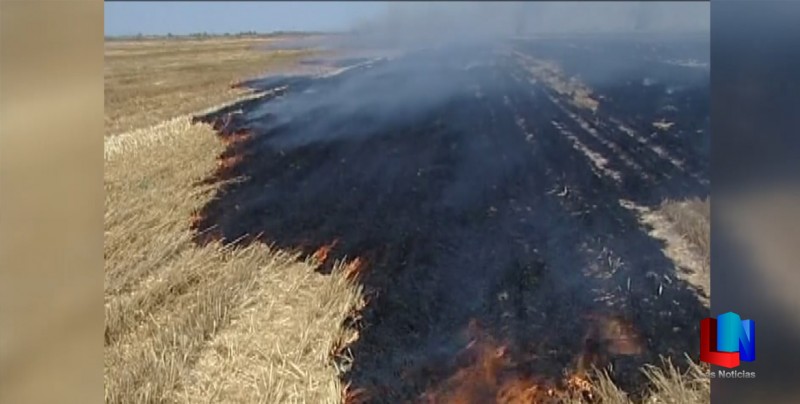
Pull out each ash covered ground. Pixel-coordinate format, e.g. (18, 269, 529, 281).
(193, 35, 709, 402)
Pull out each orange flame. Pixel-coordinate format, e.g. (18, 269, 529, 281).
(217, 155, 243, 169)
(420, 319, 602, 403)
(422, 320, 548, 404)
(312, 239, 339, 264)
(343, 257, 367, 281)
(189, 211, 224, 244)
(189, 212, 203, 229)
(577, 314, 644, 374)
(342, 382, 370, 404)
(222, 130, 252, 146)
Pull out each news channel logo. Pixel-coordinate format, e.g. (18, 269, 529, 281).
(700, 311, 755, 369)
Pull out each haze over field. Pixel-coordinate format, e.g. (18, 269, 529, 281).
(358, 2, 709, 39)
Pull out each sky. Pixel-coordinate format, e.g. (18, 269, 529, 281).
(104, 1, 390, 36)
(104, 2, 709, 37)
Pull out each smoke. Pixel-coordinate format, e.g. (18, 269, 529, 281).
(249, 2, 709, 150)
(246, 49, 498, 149)
(345, 2, 709, 49)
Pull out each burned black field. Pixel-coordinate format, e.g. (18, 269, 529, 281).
(192, 36, 709, 402)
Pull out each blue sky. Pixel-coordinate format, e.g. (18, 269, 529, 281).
(104, 1, 389, 36)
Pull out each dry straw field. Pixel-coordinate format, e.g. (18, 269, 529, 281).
(104, 36, 710, 403)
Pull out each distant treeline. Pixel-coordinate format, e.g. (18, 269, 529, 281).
(104, 31, 326, 41)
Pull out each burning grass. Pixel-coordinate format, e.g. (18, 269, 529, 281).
(418, 320, 593, 404)
(398, 318, 705, 404)
(185, 46, 710, 402)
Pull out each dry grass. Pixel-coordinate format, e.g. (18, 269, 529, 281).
(104, 37, 314, 136)
(104, 38, 708, 404)
(636, 197, 710, 303)
(105, 37, 362, 403)
(104, 119, 363, 403)
(515, 51, 600, 113)
(589, 357, 710, 404)
(659, 198, 710, 267)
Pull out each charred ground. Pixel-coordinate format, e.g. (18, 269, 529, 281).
(192, 36, 709, 403)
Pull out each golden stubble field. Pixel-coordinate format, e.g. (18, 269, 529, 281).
(104, 37, 319, 136)
(104, 37, 363, 403)
(103, 36, 710, 404)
